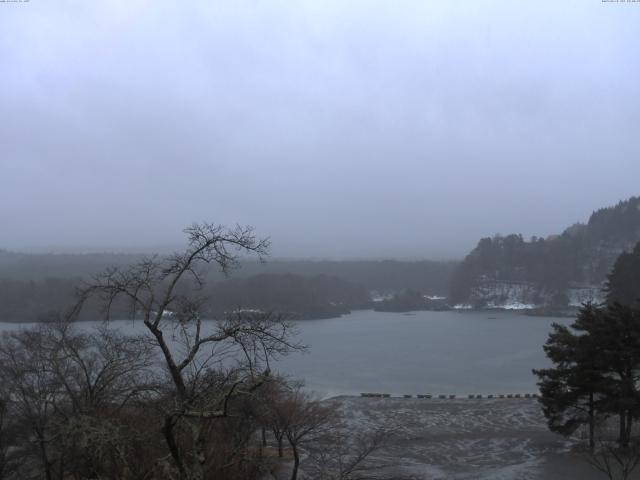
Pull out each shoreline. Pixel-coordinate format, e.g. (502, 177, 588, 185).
(0, 306, 577, 324)
(320, 396, 600, 480)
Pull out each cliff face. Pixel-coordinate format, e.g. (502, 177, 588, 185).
(451, 196, 640, 308)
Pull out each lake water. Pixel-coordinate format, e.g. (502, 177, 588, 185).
(0, 309, 570, 398)
(274, 310, 569, 397)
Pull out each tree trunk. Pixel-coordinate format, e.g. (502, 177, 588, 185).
(290, 444, 300, 480)
(588, 393, 595, 452)
(163, 415, 187, 480)
(278, 436, 284, 458)
(619, 410, 629, 448)
(57, 455, 65, 480)
(262, 426, 267, 447)
(38, 435, 52, 480)
(191, 424, 206, 480)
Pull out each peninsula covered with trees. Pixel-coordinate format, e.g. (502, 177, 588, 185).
(450, 196, 640, 310)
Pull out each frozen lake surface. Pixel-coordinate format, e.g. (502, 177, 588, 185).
(0, 310, 569, 397)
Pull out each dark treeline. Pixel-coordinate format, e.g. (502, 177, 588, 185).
(235, 259, 457, 295)
(0, 277, 132, 323)
(0, 250, 144, 281)
(373, 290, 448, 313)
(606, 242, 640, 307)
(0, 277, 79, 322)
(209, 274, 371, 319)
(0, 251, 456, 322)
(451, 196, 640, 304)
(0, 274, 369, 322)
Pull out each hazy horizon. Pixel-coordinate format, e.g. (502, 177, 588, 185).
(2, 1, 639, 258)
(4, 194, 635, 261)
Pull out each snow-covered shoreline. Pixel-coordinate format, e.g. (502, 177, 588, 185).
(319, 396, 601, 480)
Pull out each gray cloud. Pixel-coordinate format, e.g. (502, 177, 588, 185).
(1, 0, 639, 258)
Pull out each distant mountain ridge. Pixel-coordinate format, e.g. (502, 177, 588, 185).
(450, 196, 640, 308)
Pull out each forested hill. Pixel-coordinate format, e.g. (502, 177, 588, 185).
(450, 196, 640, 307)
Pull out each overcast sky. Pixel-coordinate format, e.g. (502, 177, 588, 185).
(1, 1, 639, 259)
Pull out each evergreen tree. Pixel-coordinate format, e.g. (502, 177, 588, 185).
(606, 242, 640, 307)
(534, 304, 607, 450)
(589, 302, 640, 447)
(535, 302, 640, 448)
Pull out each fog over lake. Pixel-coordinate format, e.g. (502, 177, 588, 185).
(0, 310, 568, 398)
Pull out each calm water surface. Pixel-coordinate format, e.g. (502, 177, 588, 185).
(0, 310, 569, 397)
(274, 310, 569, 397)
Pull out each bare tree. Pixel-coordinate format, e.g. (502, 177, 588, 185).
(73, 223, 302, 480)
(585, 438, 640, 480)
(0, 321, 159, 480)
(258, 376, 298, 458)
(43, 322, 156, 413)
(0, 328, 63, 480)
(0, 397, 7, 480)
(0, 387, 19, 480)
(305, 427, 390, 480)
(45, 323, 159, 479)
(280, 386, 335, 480)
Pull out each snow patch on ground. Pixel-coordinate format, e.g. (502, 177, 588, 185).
(324, 397, 601, 479)
(468, 281, 605, 310)
(566, 286, 604, 307)
(452, 304, 473, 310)
(486, 301, 536, 310)
(470, 282, 540, 309)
